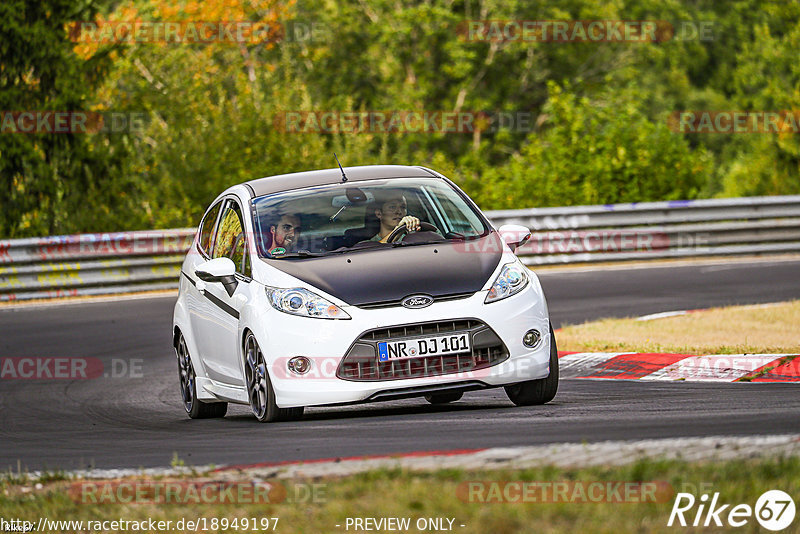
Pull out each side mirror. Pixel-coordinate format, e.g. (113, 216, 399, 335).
(195, 257, 238, 297)
(498, 224, 532, 252)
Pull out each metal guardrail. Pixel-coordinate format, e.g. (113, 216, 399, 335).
(0, 230, 194, 301)
(486, 195, 800, 266)
(1, 195, 799, 301)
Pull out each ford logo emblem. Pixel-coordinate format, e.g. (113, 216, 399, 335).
(402, 295, 434, 309)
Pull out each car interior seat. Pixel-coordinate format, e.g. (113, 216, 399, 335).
(342, 209, 381, 247)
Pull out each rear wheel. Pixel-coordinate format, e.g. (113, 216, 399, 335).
(176, 334, 227, 419)
(244, 333, 304, 422)
(504, 323, 559, 406)
(424, 391, 464, 404)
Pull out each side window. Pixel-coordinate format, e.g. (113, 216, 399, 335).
(407, 190, 436, 226)
(433, 192, 483, 235)
(199, 201, 223, 256)
(242, 244, 251, 277)
(212, 201, 251, 277)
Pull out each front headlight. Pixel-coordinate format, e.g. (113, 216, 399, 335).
(485, 262, 529, 304)
(265, 287, 351, 319)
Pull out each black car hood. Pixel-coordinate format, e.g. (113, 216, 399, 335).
(263, 234, 503, 306)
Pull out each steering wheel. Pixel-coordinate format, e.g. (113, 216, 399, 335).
(385, 221, 439, 243)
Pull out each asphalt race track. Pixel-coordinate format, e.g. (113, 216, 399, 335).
(1, 259, 799, 471)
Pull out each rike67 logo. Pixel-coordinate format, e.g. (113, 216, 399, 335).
(668, 490, 796, 531)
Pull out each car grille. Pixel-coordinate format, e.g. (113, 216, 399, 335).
(336, 319, 508, 382)
(356, 292, 474, 310)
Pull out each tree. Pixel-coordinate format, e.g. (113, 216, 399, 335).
(471, 83, 710, 209)
(0, 0, 126, 237)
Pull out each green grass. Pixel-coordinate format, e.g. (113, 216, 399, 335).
(557, 300, 800, 355)
(2, 457, 798, 533)
(0, 468, 70, 486)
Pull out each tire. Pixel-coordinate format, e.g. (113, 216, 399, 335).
(424, 391, 464, 404)
(244, 333, 304, 422)
(176, 333, 228, 419)
(504, 323, 559, 406)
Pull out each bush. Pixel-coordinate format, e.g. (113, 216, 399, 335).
(472, 83, 711, 209)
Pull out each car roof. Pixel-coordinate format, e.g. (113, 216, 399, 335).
(244, 165, 439, 198)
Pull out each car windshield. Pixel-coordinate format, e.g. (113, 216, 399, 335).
(251, 177, 489, 258)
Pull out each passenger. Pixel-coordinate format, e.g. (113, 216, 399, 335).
(370, 192, 421, 243)
(268, 214, 301, 255)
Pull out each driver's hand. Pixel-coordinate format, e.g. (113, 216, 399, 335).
(397, 216, 421, 232)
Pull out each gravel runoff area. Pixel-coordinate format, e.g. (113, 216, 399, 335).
(19, 434, 799, 482)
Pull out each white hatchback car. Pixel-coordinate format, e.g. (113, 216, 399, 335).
(172, 165, 558, 422)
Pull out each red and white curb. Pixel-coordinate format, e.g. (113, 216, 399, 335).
(558, 351, 800, 382)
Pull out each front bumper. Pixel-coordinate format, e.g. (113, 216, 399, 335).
(249, 282, 551, 408)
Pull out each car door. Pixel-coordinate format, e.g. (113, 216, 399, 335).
(186, 198, 222, 374)
(189, 197, 253, 386)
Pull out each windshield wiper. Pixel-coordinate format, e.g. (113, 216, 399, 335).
(273, 249, 325, 258)
(391, 240, 443, 248)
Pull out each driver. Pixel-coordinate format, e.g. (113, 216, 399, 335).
(268, 214, 301, 255)
(370, 192, 421, 243)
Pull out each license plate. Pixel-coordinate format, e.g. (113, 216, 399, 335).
(378, 333, 470, 362)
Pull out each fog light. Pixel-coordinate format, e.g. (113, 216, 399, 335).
(287, 356, 311, 375)
(523, 329, 541, 348)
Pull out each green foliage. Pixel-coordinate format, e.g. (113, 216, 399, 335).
(1, 0, 798, 237)
(0, 0, 131, 237)
(2, 457, 800, 534)
(471, 83, 710, 209)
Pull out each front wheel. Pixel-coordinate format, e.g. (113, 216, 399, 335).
(504, 323, 559, 406)
(176, 333, 227, 419)
(244, 333, 304, 422)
